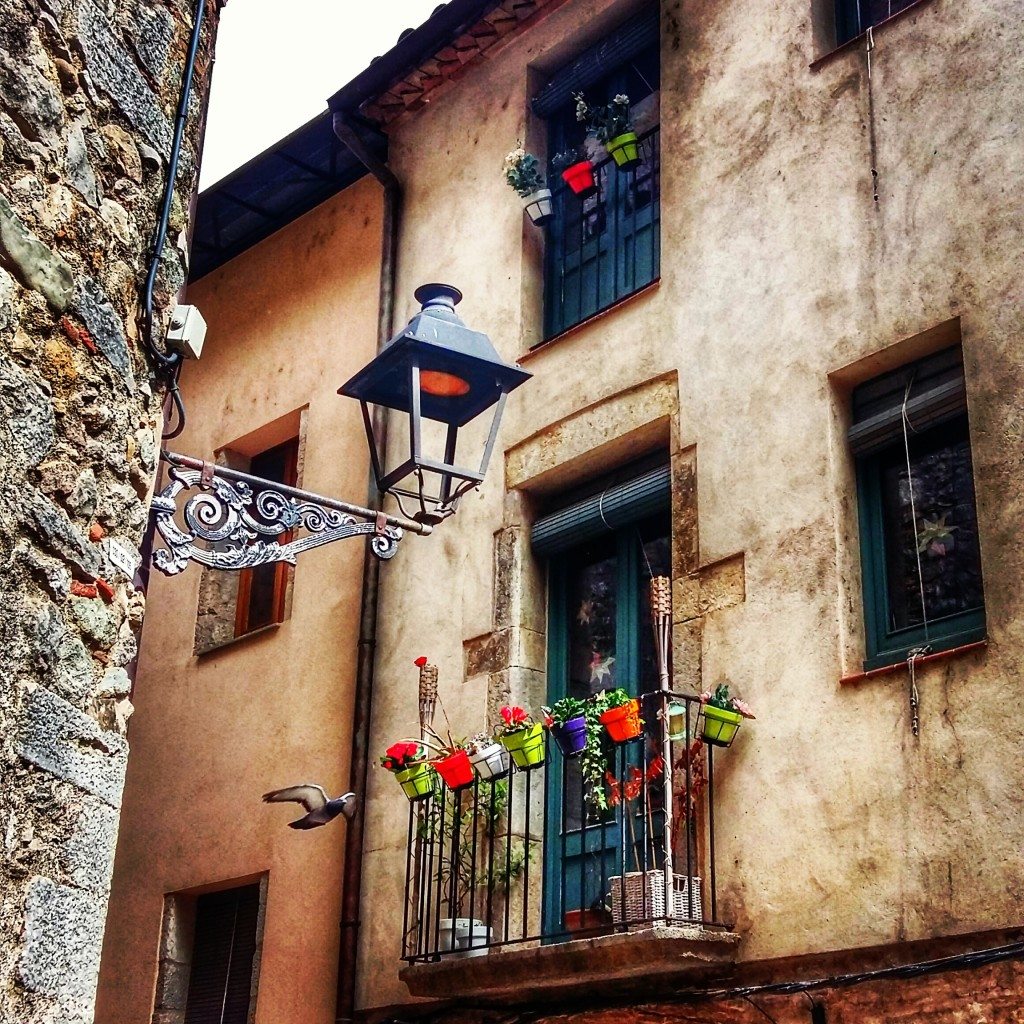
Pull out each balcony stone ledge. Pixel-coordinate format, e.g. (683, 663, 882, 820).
(399, 924, 742, 1003)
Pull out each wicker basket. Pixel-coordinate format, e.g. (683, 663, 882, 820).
(608, 871, 702, 924)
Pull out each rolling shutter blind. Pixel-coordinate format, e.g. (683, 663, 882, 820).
(848, 345, 967, 457)
(531, 6, 659, 118)
(183, 885, 260, 1024)
(531, 464, 670, 556)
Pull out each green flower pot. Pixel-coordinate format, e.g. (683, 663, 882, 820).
(499, 723, 546, 769)
(606, 131, 640, 170)
(700, 705, 743, 747)
(395, 762, 434, 801)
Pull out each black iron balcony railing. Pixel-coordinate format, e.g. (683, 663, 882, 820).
(400, 691, 727, 963)
(542, 125, 661, 341)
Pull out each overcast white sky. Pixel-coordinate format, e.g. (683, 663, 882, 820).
(199, 0, 443, 188)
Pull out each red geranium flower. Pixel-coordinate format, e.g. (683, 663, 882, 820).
(414, 656, 428, 668)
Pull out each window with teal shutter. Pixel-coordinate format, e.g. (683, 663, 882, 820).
(851, 346, 986, 669)
(535, 12, 660, 341)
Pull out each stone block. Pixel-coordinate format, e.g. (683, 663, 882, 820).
(129, 0, 174, 80)
(464, 629, 510, 679)
(75, 0, 171, 154)
(0, 25, 64, 146)
(0, 192, 74, 310)
(14, 685, 128, 807)
(61, 798, 118, 894)
(0, 356, 55, 469)
(99, 123, 142, 183)
(697, 553, 745, 616)
(672, 574, 701, 623)
(18, 876, 105, 1020)
(72, 277, 131, 381)
(26, 489, 104, 578)
(64, 122, 100, 207)
(29, 603, 94, 705)
(671, 619, 703, 692)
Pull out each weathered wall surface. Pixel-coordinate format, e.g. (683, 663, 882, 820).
(357, 0, 1024, 1010)
(0, 0, 217, 1021)
(93, 176, 383, 1024)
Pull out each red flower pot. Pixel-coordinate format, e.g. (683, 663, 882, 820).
(599, 699, 642, 743)
(435, 749, 474, 790)
(561, 160, 598, 198)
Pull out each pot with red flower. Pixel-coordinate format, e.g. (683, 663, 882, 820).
(598, 688, 643, 743)
(466, 732, 511, 781)
(543, 696, 588, 758)
(380, 740, 433, 801)
(495, 705, 545, 769)
(699, 684, 755, 747)
(552, 148, 597, 199)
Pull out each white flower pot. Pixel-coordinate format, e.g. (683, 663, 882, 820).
(461, 920, 492, 957)
(522, 187, 553, 226)
(437, 918, 492, 956)
(468, 742, 511, 780)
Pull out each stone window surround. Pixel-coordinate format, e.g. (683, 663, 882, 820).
(192, 407, 308, 656)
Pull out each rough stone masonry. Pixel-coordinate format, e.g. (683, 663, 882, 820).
(0, 0, 218, 1020)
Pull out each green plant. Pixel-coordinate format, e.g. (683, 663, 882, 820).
(602, 687, 633, 710)
(544, 695, 586, 726)
(700, 684, 755, 719)
(502, 145, 546, 197)
(574, 91, 633, 144)
(551, 147, 586, 173)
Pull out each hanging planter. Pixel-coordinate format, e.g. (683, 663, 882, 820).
(395, 761, 434, 801)
(561, 160, 598, 198)
(699, 684, 755, 748)
(522, 187, 554, 225)
(551, 714, 588, 757)
(503, 146, 553, 226)
(605, 131, 640, 170)
(434, 748, 474, 790)
(495, 706, 546, 769)
(467, 737, 511, 781)
(599, 692, 643, 744)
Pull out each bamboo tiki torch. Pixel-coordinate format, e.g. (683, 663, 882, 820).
(650, 575, 674, 921)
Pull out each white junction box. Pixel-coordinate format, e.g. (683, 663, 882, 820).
(166, 303, 207, 360)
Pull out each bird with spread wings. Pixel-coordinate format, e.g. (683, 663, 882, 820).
(262, 785, 358, 830)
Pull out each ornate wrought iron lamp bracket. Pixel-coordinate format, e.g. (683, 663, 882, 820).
(150, 452, 431, 577)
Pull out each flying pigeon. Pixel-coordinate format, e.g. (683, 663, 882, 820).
(262, 784, 358, 830)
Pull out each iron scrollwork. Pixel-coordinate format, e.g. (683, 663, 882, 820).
(151, 466, 403, 576)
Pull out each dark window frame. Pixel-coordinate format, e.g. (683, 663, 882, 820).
(855, 411, 986, 671)
(834, 0, 921, 46)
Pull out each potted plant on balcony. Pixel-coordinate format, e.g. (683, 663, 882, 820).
(380, 740, 433, 802)
(552, 146, 598, 199)
(466, 731, 511, 781)
(598, 687, 643, 743)
(543, 696, 588, 757)
(503, 145, 553, 226)
(574, 90, 640, 171)
(495, 705, 545, 769)
(699, 684, 755, 747)
(431, 738, 475, 791)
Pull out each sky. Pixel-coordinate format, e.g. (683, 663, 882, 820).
(199, 0, 444, 188)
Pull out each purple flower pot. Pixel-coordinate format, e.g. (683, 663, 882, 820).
(552, 714, 588, 757)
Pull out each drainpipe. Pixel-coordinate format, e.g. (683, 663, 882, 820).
(331, 111, 402, 1024)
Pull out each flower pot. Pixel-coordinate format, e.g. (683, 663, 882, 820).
(564, 908, 612, 936)
(469, 742, 511, 781)
(700, 704, 743, 747)
(522, 187, 553, 225)
(460, 920, 492, 956)
(599, 699, 642, 743)
(394, 762, 433, 801)
(606, 131, 640, 170)
(437, 917, 468, 953)
(499, 722, 545, 769)
(561, 160, 598, 198)
(435, 749, 474, 790)
(550, 714, 587, 758)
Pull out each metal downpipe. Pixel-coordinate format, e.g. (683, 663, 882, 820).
(331, 111, 402, 1024)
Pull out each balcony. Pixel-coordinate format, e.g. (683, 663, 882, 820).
(397, 692, 740, 1002)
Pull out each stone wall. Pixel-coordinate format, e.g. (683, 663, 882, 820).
(0, 0, 218, 1020)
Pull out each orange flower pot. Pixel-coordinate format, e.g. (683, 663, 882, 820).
(435, 750, 474, 790)
(599, 699, 642, 743)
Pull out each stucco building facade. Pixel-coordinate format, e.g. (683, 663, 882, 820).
(97, 0, 1024, 1022)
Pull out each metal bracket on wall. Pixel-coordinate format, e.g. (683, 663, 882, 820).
(150, 452, 431, 577)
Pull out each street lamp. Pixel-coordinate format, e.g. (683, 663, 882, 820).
(339, 283, 531, 525)
(150, 284, 530, 576)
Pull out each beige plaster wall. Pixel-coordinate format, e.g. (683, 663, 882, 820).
(93, 175, 384, 1024)
(358, 0, 1024, 1010)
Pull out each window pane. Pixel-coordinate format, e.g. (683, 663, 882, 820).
(862, 0, 919, 29)
(879, 419, 984, 633)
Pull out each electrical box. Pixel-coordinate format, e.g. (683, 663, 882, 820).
(166, 303, 207, 360)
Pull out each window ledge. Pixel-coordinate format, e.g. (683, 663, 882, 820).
(195, 621, 282, 658)
(840, 638, 987, 686)
(521, 279, 660, 364)
(810, 0, 936, 71)
(399, 924, 740, 1003)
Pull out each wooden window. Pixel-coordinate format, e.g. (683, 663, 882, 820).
(183, 884, 260, 1024)
(541, 39, 660, 341)
(835, 0, 920, 45)
(234, 437, 299, 637)
(852, 348, 986, 669)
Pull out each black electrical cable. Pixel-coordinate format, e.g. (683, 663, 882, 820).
(139, 0, 207, 437)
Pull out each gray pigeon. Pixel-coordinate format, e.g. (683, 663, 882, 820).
(262, 784, 358, 830)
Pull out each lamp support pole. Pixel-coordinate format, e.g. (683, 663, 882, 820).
(148, 451, 430, 577)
